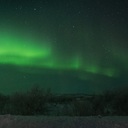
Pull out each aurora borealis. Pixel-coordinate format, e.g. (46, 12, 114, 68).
(0, 28, 52, 66)
(0, 0, 128, 94)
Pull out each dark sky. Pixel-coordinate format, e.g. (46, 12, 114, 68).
(0, 0, 128, 94)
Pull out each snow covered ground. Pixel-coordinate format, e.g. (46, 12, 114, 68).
(0, 115, 128, 128)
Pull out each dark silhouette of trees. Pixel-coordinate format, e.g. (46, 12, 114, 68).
(9, 85, 52, 115)
(25, 85, 48, 115)
(71, 100, 94, 116)
(0, 86, 128, 116)
(0, 93, 9, 114)
(112, 88, 128, 115)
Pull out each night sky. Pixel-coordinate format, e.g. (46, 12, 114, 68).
(0, 0, 128, 94)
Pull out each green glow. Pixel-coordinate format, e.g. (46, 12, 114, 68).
(0, 30, 52, 66)
(85, 65, 100, 74)
(70, 55, 82, 69)
(100, 68, 119, 77)
(0, 29, 119, 78)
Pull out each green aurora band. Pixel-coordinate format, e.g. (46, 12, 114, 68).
(0, 30, 52, 66)
(0, 29, 120, 78)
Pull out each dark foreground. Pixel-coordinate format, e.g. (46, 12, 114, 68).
(0, 115, 128, 128)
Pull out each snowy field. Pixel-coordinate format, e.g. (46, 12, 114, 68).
(0, 115, 128, 128)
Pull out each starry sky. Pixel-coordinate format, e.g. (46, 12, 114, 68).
(0, 0, 128, 94)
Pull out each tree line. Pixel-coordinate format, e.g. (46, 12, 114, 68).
(0, 86, 128, 116)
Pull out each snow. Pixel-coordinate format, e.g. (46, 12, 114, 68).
(0, 115, 128, 128)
